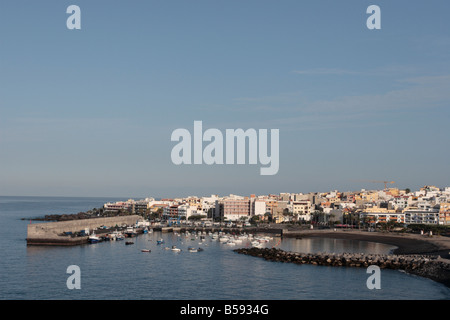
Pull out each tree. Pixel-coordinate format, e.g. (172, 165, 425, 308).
(328, 213, 336, 226)
(250, 215, 260, 224)
(264, 212, 272, 223)
(156, 208, 164, 219)
(188, 215, 207, 221)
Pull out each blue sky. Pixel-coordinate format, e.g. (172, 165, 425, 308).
(1, 1, 450, 198)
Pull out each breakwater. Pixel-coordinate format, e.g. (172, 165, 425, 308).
(27, 215, 142, 245)
(234, 247, 450, 287)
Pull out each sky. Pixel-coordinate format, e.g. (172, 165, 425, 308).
(1, 0, 450, 198)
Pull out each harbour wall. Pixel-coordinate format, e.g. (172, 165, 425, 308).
(27, 215, 142, 245)
(155, 226, 283, 235)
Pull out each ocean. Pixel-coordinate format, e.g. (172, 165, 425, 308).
(1, 196, 449, 300)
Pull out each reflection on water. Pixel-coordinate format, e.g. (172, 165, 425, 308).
(277, 237, 397, 255)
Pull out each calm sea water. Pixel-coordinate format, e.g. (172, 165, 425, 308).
(1, 196, 450, 300)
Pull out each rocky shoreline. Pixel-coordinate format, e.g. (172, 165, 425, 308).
(234, 247, 450, 288)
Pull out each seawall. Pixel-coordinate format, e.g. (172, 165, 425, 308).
(27, 215, 142, 245)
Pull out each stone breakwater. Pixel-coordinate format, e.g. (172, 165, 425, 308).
(234, 247, 450, 287)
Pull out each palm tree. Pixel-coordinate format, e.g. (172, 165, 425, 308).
(328, 213, 336, 226)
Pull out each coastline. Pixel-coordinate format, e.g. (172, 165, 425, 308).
(280, 229, 450, 288)
(282, 229, 450, 257)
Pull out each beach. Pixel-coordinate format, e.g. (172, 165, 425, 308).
(283, 228, 450, 257)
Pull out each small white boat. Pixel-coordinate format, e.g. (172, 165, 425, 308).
(252, 241, 263, 248)
(88, 232, 101, 243)
(226, 241, 236, 246)
(125, 226, 137, 237)
(141, 249, 151, 252)
(171, 245, 181, 252)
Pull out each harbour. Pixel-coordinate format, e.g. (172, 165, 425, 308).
(2, 196, 450, 300)
(25, 215, 283, 246)
(23, 208, 450, 289)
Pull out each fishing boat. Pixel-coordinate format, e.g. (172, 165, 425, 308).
(125, 227, 137, 238)
(115, 233, 125, 241)
(125, 241, 134, 245)
(88, 232, 101, 244)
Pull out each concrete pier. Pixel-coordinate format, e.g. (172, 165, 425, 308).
(27, 215, 142, 245)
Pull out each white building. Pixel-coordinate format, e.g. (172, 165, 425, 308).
(390, 196, 409, 210)
(361, 212, 405, 224)
(252, 199, 266, 216)
(404, 206, 440, 225)
(177, 204, 199, 220)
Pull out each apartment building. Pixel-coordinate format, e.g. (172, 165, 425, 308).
(361, 212, 405, 224)
(403, 206, 440, 225)
(293, 200, 312, 221)
(177, 204, 199, 220)
(215, 197, 251, 221)
(439, 202, 450, 225)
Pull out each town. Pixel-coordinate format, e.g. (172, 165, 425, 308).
(100, 185, 450, 230)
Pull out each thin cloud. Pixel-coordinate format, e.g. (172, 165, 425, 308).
(292, 65, 425, 77)
(209, 74, 450, 132)
(292, 68, 362, 76)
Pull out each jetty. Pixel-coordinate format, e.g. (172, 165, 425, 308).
(234, 247, 450, 288)
(26, 215, 142, 245)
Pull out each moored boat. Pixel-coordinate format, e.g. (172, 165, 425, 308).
(115, 233, 125, 241)
(125, 226, 137, 237)
(88, 232, 101, 244)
